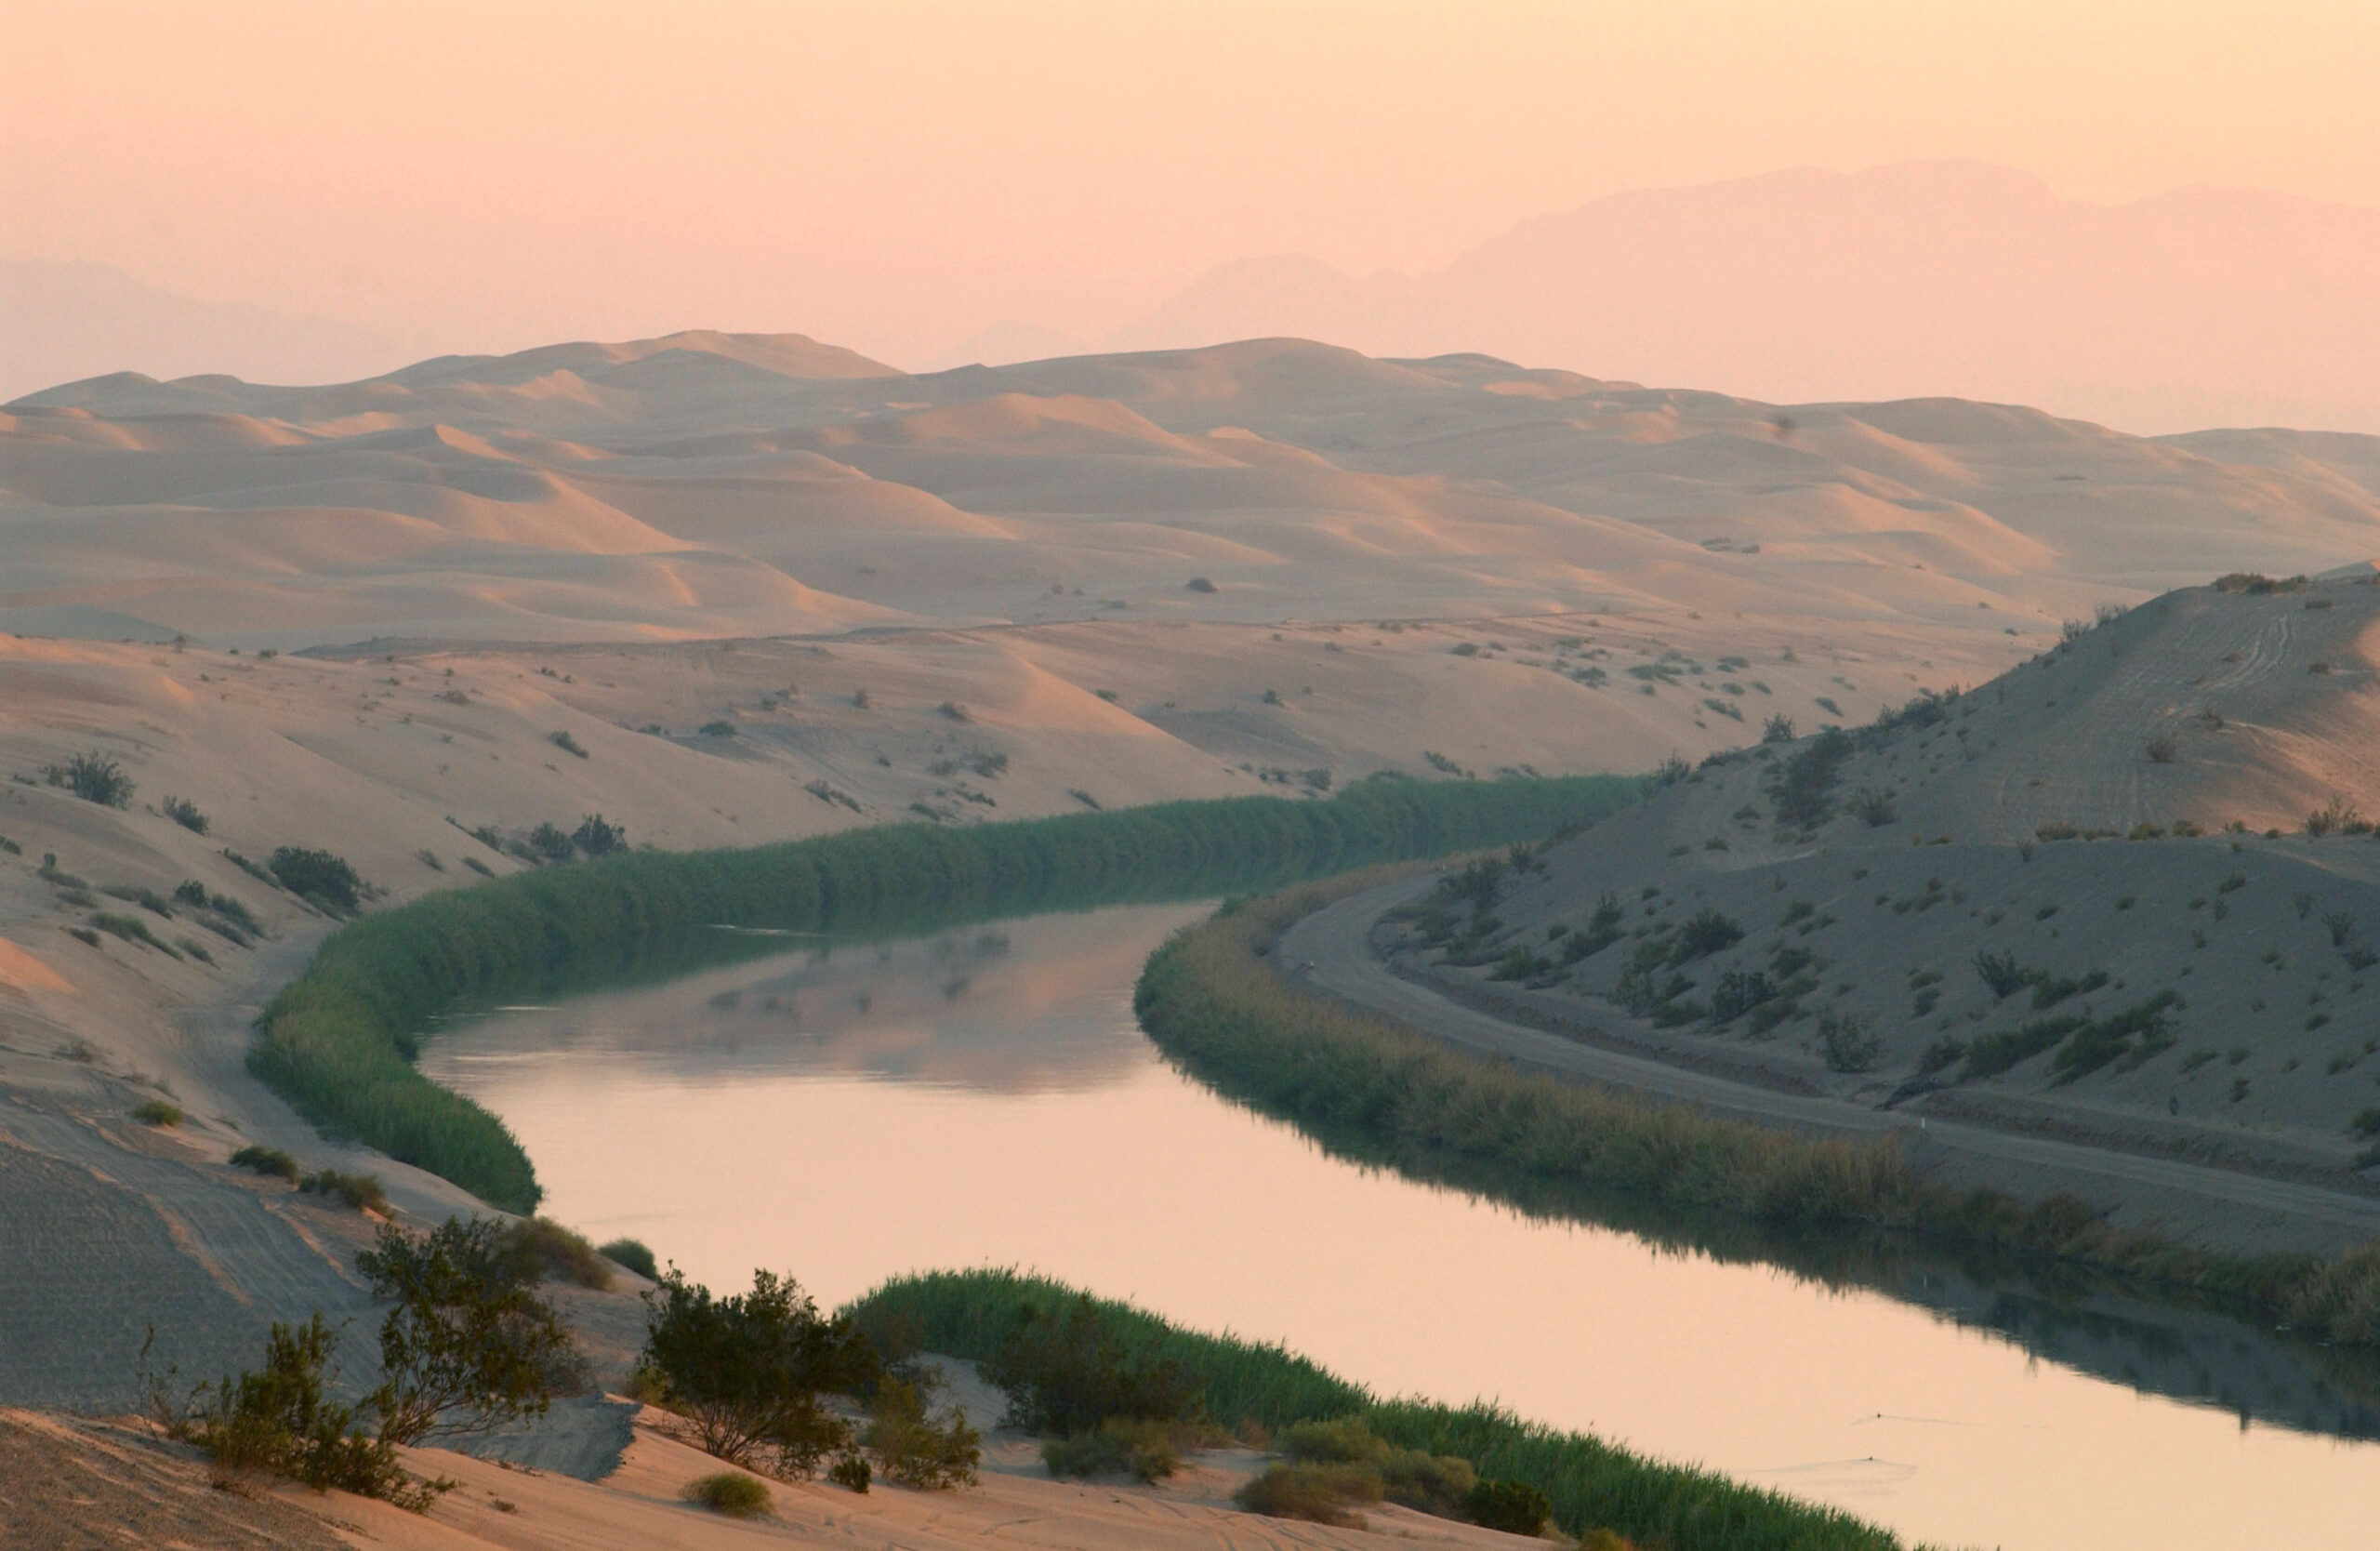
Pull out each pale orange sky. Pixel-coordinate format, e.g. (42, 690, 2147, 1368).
(7, 1, 2376, 367)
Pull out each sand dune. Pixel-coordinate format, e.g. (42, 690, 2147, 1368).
(7, 331, 2376, 656)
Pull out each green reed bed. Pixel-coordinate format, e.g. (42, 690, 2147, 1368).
(252, 775, 1643, 1212)
(845, 1268, 1903, 1551)
(1133, 877, 2380, 1351)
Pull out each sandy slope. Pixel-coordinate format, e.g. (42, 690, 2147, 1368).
(1342, 577, 2380, 1248)
(0, 1403, 1556, 1551)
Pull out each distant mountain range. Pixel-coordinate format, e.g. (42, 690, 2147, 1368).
(1081, 161, 2380, 435)
(0, 259, 403, 403)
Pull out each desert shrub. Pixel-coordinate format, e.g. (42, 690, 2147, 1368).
(2353, 1109, 2380, 1139)
(46, 750, 135, 807)
(1760, 714, 1796, 743)
(548, 730, 588, 759)
(2145, 736, 2178, 764)
(699, 720, 738, 736)
(299, 1169, 389, 1214)
(2049, 993, 2182, 1082)
(1467, 1476, 1553, 1535)
(601, 1237, 659, 1279)
(1280, 1417, 1475, 1517)
(681, 1471, 773, 1518)
(133, 1099, 184, 1126)
(358, 1216, 580, 1445)
(572, 815, 627, 857)
(861, 1372, 980, 1488)
(528, 823, 575, 862)
(1670, 908, 1744, 962)
(1974, 949, 2027, 1001)
(642, 1269, 879, 1478)
(1236, 1461, 1381, 1525)
(174, 879, 209, 908)
(1184, 575, 1218, 593)
(1708, 970, 1776, 1024)
(506, 1216, 613, 1288)
(269, 847, 363, 913)
(828, 1452, 872, 1491)
(231, 1145, 302, 1183)
(1044, 1416, 1183, 1482)
(1848, 787, 1897, 827)
(150, 1314, 424, 1505)
(163, 795, 210, 833)
(2307, 796, 2363, 837)
(1763, 728, 1853, 829)
(2213, 572, 2307, 593)
(92, 912, 179, 956)
(1818, 1013, 1881, 1073)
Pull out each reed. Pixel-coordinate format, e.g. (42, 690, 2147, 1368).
(844, 1268, 1902, 1550)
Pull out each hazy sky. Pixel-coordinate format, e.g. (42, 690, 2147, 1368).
(7, 1, 2376, 365)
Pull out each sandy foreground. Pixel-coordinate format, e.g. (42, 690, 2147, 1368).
(0, 1400, 1556, 1551)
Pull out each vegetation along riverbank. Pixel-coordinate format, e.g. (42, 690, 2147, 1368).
(1132, 874, 2380, 1351)
(253, 774, 1642, 1211)
(848, 1268, 1905, 1551)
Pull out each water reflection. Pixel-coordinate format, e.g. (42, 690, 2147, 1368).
(425, 903, 2380, 1551)
(437, 908, 1166, 1094)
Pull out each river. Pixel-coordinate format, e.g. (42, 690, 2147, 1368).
(421, 901, 2379, 1550)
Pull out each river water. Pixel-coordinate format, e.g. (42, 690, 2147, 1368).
(421, 902, 2379, 1550)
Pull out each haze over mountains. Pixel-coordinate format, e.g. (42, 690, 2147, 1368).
(14, 162, 2380, 435)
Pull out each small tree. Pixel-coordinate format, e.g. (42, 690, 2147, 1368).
(1761, 713, 1797, 744)
(641, 1269, 879, 1478)
(357, 1218, 579, 1447)
(149, 1315, 419, 1504)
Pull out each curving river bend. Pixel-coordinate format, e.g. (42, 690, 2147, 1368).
(422, 902, 2378, 1551)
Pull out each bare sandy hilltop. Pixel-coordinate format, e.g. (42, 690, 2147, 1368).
(4, 332, 2380, 1545)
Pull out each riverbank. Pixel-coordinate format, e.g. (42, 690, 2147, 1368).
(848, 1269, 1903, 1551)
(1133, 873, 2380, 1350)
(257, 775, 1640, 1211)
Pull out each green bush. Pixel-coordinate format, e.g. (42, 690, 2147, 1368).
(601, 1237, 659, 1279)
(1467, 1475, 1552, 1534)
(980, 1291, 1199, 1433)
(506, 1216, 613, 1288)
(1236, 1461, 1380, 1525)
(827, 1452, 871, 1491)
(1042, 1417, 1183, 1482)
(862, 1373, 980, 1489)
(148, 1314, 429, 1506)
(269, 847, 363, 913)
(133, 1099, 184, 1126)
(163, 795, 210, 833)
(641, 1269, 879, 1478)
(681, 1471, 772, 1517)
(250, 776, 1641, 1212)
(230, 1145, 301, 1183)
(46, 750, 134, 807)
(299, 1169, 388, 1213)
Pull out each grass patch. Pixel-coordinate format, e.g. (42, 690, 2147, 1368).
(133, 1099, 184, 1126)
(231, 1145, 302, 1183)
(681, 1472, 771, 1518)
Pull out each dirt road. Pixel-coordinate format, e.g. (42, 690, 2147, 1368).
(1278, 874, 2380, 1254)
